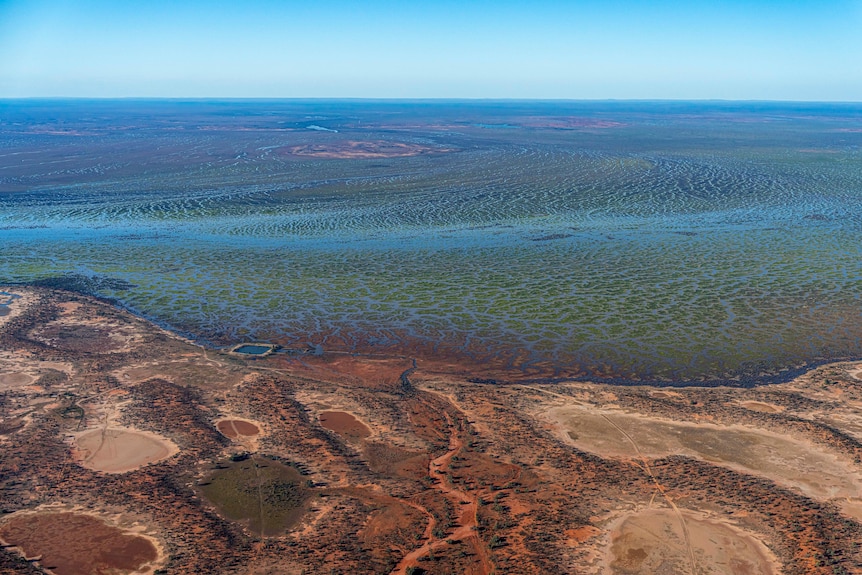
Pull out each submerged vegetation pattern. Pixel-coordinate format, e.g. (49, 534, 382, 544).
(1, 100, 861, 382)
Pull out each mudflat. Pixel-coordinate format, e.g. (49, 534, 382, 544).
(319, 411, 371, 439)
(0, 511, 161, 575)
(607, 509, 777, 574)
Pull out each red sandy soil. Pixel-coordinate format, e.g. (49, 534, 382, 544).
(3, 287, 862, 574)
(268, 353, 415, 390)
(390, 397, 495, 575)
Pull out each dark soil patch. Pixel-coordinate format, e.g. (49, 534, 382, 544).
(34, 324, 120, 353)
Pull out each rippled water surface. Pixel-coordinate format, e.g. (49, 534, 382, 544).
(2, 100, 861, 383)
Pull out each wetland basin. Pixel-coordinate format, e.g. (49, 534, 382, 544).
(200, 455, 311, 536)
(2, 101, 862, 384)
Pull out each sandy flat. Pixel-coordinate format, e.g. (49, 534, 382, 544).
(550, 405, 862, 504)
(74, 428, 178, 473)
(0, 372, 36, 389)
(847, 365, 862, 380)
(0, 351, 74, 391)
(607, 508, 777, 574)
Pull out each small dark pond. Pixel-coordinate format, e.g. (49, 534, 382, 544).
(233, 344, 273, 355)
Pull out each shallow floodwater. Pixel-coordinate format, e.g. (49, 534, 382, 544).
(1, 100, 861, 383)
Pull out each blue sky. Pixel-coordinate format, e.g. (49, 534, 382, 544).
(0, 0, 860, 99)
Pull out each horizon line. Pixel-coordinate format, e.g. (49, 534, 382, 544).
(2, 96, 862, 105)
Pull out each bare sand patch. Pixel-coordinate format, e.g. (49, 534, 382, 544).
(607, 508, 777, 574)
(649, 390, 681, 400)
(320, 411, 371, 439)
(28, 310, 143, 354)
(0, 510, 163, 575)
(0, 351, 74, 391)
(819, 412, 862, 444)
(216, 419, 261, 439)
(39, 360, 74, 373)
(565, 525, 601, 545)
(0, 372, 35, 388)
(56, 301, 82, 315)
(550, 406, 862, 503)
(738, 400, 784, 413)
(113, 356, 245, 390)
(119, 365, 161, 382)
(847, 365, 862, 380)
(73, 427, 178, 473)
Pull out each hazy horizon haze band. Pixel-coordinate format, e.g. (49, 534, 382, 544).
(0, 0, 861, 99)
